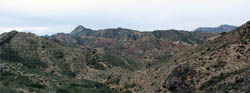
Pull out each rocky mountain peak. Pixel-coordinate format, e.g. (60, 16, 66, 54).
(70, 25, 93, 35)
(75, 25, 86, 31)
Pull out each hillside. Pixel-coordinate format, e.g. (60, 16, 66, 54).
(1, 22, 247, 93)
(0, 26, 220, 92)
(194, 24, 237, 32)
(120, 21, 250, 92)
(0, 31, 138, 93)
(51, 27, 219, 65)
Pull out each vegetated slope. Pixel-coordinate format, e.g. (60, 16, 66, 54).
(51, 26, 219, 66)
(194, 24, 237, 32)
(0, 26, 221, 93)
(120, 21, 250, 93)
(0, 31, 138, 93)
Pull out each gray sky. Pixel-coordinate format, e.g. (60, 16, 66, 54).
(0, 0, 250, 35)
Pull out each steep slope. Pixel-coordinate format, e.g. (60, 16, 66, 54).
(0, 31, 138, 92)
(162, 21, 250, 93)
(194, 24, 237, 32)
(119, 21, 250, 93)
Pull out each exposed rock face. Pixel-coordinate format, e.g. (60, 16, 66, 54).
(163, 65, 197, 92)
(70, 25, 93, 37)
(0, 30, 18, 45)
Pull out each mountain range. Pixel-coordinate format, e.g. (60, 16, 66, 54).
(194, 24, 237, 32)
(1, 21, 250, 93)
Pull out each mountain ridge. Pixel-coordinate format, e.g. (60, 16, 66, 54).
(118, 21, 250, 92)
(50, 27, 220, 64)
(194, 24, 237, 32)
(0, 31, 136, 92)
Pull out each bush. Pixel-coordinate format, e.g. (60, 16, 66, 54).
(124, 83, 137, 89)
(221, 32, 227, 36)
(86, 55, 106, 70)
(57, 62, 76, 78)
(53, 51, 64, 59)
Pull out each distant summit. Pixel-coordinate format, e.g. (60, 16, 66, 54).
(70, 25, 93, 35)
(194, 24, 237, 32)
(74, 25, 87, 31)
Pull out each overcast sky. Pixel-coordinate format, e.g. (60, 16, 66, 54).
(0, 0, 250, 35)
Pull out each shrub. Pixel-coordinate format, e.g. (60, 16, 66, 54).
(53, 51, 64, 59)
(221, 32, 227, 36)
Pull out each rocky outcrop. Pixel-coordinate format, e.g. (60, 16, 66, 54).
(0, 30, 18, 45)
(163, 65, 197, 92)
